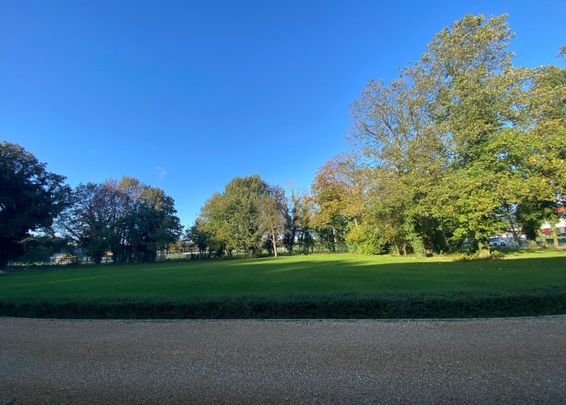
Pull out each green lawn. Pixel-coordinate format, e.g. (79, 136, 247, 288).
(1, 251, 566, 319)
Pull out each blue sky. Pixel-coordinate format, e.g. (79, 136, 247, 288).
(1, 0, 565, 226)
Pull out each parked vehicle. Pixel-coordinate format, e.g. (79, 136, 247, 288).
(489, 237, 507, 247)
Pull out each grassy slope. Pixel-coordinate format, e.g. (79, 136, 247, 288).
(1, 251, 566, 318)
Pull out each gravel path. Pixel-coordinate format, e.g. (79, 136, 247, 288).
(1, 316, 565, 404)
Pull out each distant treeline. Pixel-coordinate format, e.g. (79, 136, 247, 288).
(1, 14, 565, 266)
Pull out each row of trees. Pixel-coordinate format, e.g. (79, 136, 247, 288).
(187, 176, 318, 258)
(56, 177, 182, 264)
(184, 14, 564, 258)
(309, 14, 565, 256)
(1, 14, 564, 265)
(0, 142, 182, 266)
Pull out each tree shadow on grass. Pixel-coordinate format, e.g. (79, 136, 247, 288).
(223, 254, 566, 274)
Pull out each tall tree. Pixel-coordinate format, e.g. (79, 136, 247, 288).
(514, 64, 566, 247)
(222, 176, 270, 255)
(258, 186, 287, 257)
(0, 142, 69, 267)
(332, 13, 563, 255)
(282, 190, 299, 254)
(57, 183, 120, 264)
(411, 14, 534, 253)
(194, 176, 271, 256)
(294, 194, 316, 254)
(311, 158, 352, 252)
(115, 177, 182, 262)
(351, 74, 447, 254)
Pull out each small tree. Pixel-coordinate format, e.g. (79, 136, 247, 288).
(258, 186, 287, 258)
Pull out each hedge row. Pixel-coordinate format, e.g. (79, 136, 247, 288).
(1, 291, 565, 319)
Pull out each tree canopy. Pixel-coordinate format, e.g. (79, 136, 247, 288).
(0, 142, 69, 267)
(189, 176, 290, 257)
(322, 13, 565, 256)
(58, 177, 182, 264)
(4, 13, 564, 265)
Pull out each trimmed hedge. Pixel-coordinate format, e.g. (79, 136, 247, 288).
(1, 290, 565, 319)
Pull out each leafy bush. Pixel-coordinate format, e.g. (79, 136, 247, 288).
(452, 250, 506, 262)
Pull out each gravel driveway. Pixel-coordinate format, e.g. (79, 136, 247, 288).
(1, 316, 565, 404)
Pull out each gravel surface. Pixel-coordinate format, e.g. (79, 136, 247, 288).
(1, 316, 565, 404)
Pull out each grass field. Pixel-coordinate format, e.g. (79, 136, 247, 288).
(1, 251, 566, 319)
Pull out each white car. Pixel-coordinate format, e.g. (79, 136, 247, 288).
(489, 237, 506, 247)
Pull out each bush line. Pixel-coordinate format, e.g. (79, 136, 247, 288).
(1, 292, 565, 319)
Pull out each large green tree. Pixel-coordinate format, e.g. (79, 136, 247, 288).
(514, 64, 566, 247)
(57, 182, 118, 264)
(351, 75, 448, 254)
(195, 176, 272, 256)
(418, 15, 565, 252)
(323, 13, 564, 256)
(0, 142, 69, 267)
(59, 177, 182, 264)
(113, 177, 182, 262)
(194, 176, 293, 257)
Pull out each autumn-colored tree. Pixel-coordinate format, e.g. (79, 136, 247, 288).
(321, 13, 563, 256)
(311, 159, 350, 252)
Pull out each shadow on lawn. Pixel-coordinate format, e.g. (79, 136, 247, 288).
(223, 254, 566, 274)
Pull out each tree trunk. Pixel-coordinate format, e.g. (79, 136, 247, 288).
(93, 253, 102, 265)
(476, 238, 490, 258)
(551, 225, 560, 249)
(332, 227, 337, 252)
(508, 222, 521, 248)
(271, 230, 278, 258)
(504, 208, 521, 248)
(393, 243, 400, 256)
(538, 230, 548, 248)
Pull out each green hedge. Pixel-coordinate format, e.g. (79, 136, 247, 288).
(1, 290, 565, 319)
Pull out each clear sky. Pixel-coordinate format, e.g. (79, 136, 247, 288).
(1, 0, 565, 226)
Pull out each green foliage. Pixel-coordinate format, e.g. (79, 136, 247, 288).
(0, 142, 70, 267)
(257, 186, 287, 257)
(345, 223, 388, 255)
(293, 193, 316, 254)
(58, 177, 182, 264)
(18, 235, 69, 263)
(311, 155, 368, 252)
(6, 13, 563, 267)
(452, 249, 506, 262)
(194, 176, 292, 257)
(317, 13, 566, 256)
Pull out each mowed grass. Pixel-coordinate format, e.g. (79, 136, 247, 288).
(1, 251, 566, 318)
